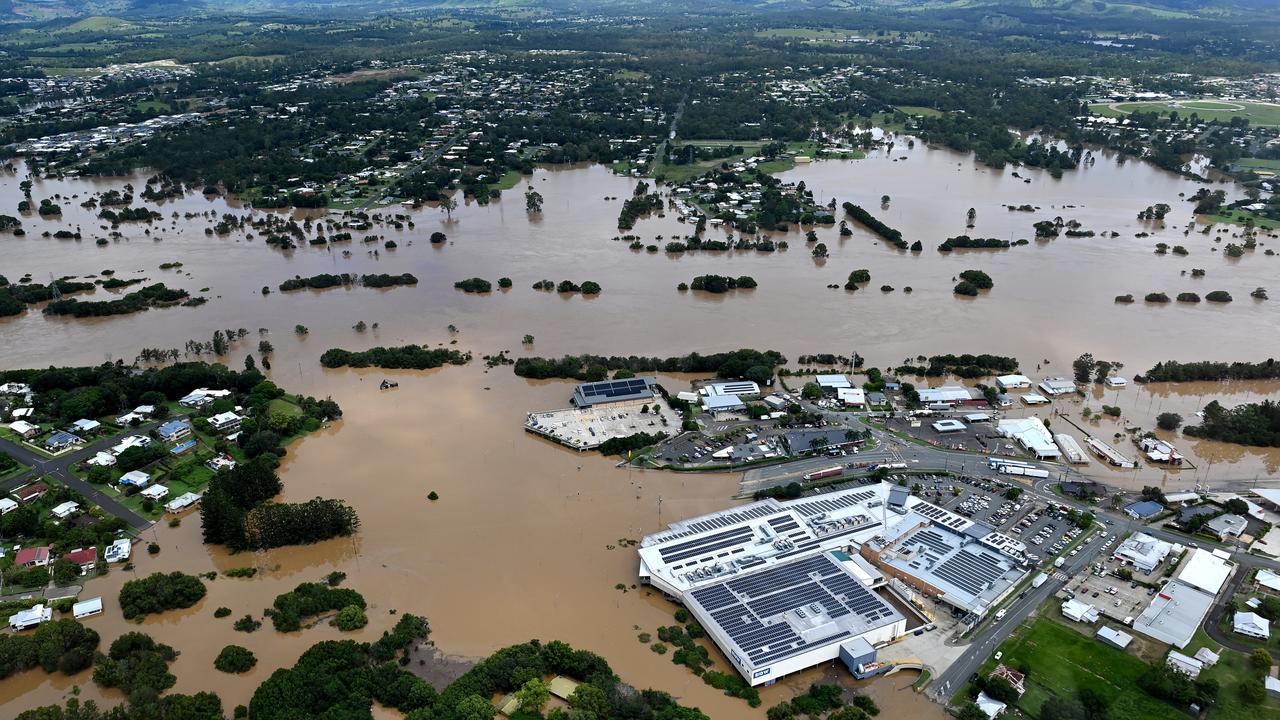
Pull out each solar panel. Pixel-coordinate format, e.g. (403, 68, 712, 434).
(684, 553, 902, 672)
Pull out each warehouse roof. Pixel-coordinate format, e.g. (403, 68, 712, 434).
(1133, 580, 1215, 649)
(571, 377, 656, 407)
(684, 551, 904, 677)
(1175, 548, 1233, 595)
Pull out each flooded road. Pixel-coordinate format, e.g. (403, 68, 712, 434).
(0, 140, 1276, 718)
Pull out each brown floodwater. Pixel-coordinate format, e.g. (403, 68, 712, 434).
(0, 141, 1277, 718)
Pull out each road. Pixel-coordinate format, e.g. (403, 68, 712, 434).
(930, 532, 1107, 701)
(0, 425, 159, 531)
(652, 95, 686, 170)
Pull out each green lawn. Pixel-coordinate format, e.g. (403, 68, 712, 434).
(1236, 158, 1280, 171)
(1089, 99, 1280, 127)
(494, 170, 523, 191)
(895, 105, 944, 117)
(991, 616, 1176, 720)
(267, 397, 305, 418)
(134, 99, 172, 113)
(1204, 209, 1280, 230)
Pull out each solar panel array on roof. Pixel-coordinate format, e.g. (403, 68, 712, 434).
(577, 378, 650, 400)
(933, 547, 1009, 597)
(650, 503, 781, 544)
(687, 553, 901, 670)
(790, 490, 876, 517)
(658, 525, 755, 563)
(911, 503, 968, 530)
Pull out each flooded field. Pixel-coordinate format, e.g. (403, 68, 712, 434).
(0, 138, 1277, 718)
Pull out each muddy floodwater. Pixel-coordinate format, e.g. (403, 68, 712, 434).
(0, 138, 1277, 718)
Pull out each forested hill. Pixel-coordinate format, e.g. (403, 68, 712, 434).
(7, 0, 1275, 22)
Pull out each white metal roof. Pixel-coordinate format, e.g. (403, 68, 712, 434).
(1176, 548, 1233, 595)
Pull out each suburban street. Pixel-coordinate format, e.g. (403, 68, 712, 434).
(0, 425, 159, 531)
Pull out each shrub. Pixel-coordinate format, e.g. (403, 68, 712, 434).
(334, 605, 368, 631)
(958, 269, 993, 289)
(1206, 290, 1232, 303)
(118, 572, 207, 619)
(214, 645, 257, 673)
(215, 607, 232, 618)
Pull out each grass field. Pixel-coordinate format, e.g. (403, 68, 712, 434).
(1236, 158, 1280, 171)
(895, 105, 944, 117)
(1204, 209, 1280, 230)
(494, 170, 524, 191)
(1089, 99, 1280, 127)
(991, 616, 1175, 720)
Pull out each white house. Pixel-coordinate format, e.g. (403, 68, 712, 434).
(8, 420, 39, 438)
(141, 484, 169, 501)
(208, 412, 243, 433)
(179, 387, 231, 408)
(1104, 377, 1128, 387)
(9, 604, 52, 631)
(1061, 598, 1099, 624)
(86, 451, 117, 467)
(109, 435, 151, 456)
(72, 597, 103, 619)
(104, 538, 132, 563)
(165, 492, 201, 513)
(1166, 650, 1204, 678)
(70, 419, 102, 434)
(0, 498, 16, 515)
(1234, 611, 1271, 639)
(119, 470, 151, 487)
(49, 501, 80, 519)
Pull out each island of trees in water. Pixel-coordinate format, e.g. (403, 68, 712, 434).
(514, 349, 785, 384)
(277, 273, 418, 292)
(320, 346, 471, 370)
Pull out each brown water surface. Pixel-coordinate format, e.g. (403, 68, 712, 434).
(1, 142, 1277, 718)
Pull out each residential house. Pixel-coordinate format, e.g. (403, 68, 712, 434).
(0, 497, 16, 515)
(43, 430, 83, 452)
(1234, 611, 1271, 639)
(179, 387, 231, 408)
(9, 604, 52, 631)
(156, 419, 192, 443)
(206, 455, 237, 472)
(1205, 514, 1247, 541)
(1061, 598, 1100, 624)
(208, 412, 243, 434)
(63, 547, 97, 575)
(8, 420, 39, 438)
(989, 665, 1026, 695)
(70, 418, 101, 434)
(141, 484, 169, 502)
(119, 470, 151, 488)
(49, 501, 80, 519)
(115, 405, 155, 425)
(14, 545, 52, 567)
(109, 435, 151, 456)
(86, 451, 116, 467)
(165, 492, 201, 513)
(13, 482, 48, 504)
(104, 538, 132, 563)
(1166, 651, 1204, 678)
